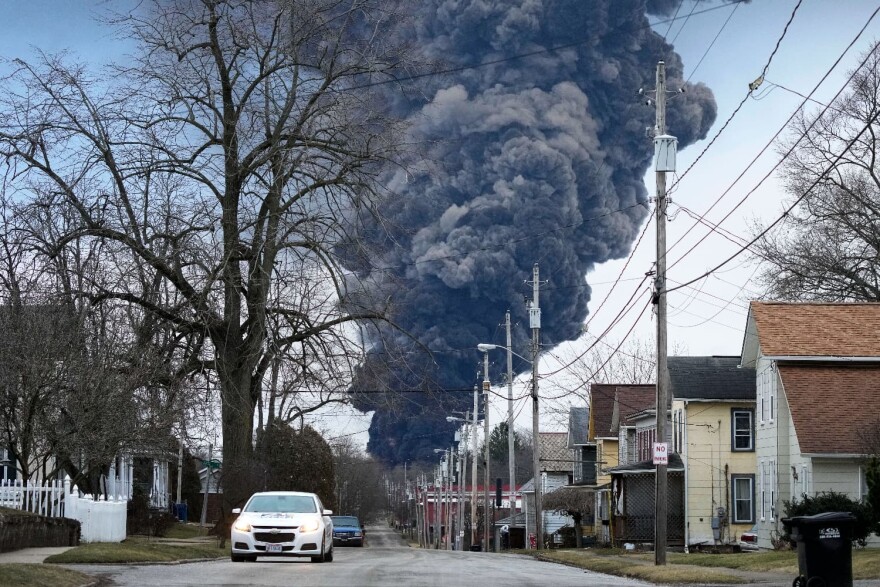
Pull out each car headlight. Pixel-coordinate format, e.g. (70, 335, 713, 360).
(233, 519, 252, 532)
(354, 531, 362, 537)
(299, 520, 320, 533)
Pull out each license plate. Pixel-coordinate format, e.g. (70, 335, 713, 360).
(266, 544, 283, 553)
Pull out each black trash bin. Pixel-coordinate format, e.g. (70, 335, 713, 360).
(782, 511, 856, 587)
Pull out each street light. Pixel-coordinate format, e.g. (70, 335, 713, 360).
(478, 336, 541, 551)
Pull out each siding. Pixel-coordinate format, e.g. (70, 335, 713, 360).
(677, 400, 756, 546)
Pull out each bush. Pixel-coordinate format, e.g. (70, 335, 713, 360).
(782, 491, 873, 546)
(127, 490, 178, 537)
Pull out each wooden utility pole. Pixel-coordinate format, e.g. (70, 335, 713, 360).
(529, 263, 543, 550)
(652, 60, 676, 566)
(505, 311, 516, 521)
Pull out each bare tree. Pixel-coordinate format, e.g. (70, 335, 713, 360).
(753, 41, 880, 301)
(542, 486, 592, 548)
(0, 0, 419, 510)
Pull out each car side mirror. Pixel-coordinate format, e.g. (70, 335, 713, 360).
(232, 508, 241, 514)
(323, 509, 333, 516)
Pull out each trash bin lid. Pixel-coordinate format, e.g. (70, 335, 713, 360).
(784, 511, 857, 526)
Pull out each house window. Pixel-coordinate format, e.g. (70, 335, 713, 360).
(731, 408, 754, 451)
(731, 474, 755, 524)
(758, 373, 765, 425)
(768, 371, 775, 423)
(770, 460, 776, 521)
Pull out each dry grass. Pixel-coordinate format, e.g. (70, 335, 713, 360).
(663, 550, 799, 573)
(539, 547, 880, 582)
(0, 563, 93, 587)
(161, 523, 211, 540)
(536, 550, 746, 584)
(44, 535, 226, 564)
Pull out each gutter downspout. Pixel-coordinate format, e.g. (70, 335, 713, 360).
(683, 400, 689, 553)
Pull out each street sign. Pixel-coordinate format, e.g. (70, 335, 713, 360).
(652, 442, 668, 465)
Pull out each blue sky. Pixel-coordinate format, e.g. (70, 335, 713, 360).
(2, 0, 878, 440)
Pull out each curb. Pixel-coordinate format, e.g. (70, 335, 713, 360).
(56, 556, 227, 567)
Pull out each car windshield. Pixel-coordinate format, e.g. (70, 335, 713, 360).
(332, 516, 359, 526)
(244, 494, 317, 513)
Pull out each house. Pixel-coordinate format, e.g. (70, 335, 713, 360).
(608, 408, 685, 546)
(0, 447, 15, 482)
(521, 432, 573, 546)
(568, 407, 594, 486)
(586, 384, 654, 543)
(669, 355, 756, 550)
(741, 301, 880, 549)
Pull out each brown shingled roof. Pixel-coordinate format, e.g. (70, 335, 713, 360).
(538, 432, 571, 473)
(779, 365, 880, 455)
(751, 302, 880, 357)
(589, 384, 655, 440)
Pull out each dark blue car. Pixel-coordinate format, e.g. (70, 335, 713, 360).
(331, 515, 364, 547)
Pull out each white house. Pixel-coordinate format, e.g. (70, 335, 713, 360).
(740, 301, 880, 549)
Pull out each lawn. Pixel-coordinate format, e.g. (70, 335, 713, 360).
(535, 550, 747, 584)
(44, 535, 226, 564)
(533, 547, 880, 583)
(0, 563, 93, 587)
(162, 523, 212, 540)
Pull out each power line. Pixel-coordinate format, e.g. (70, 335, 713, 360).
(668, 92, 880, 295)
(685, 1, 742, 84)
(668, 0, 804, 192)
(346, 2, 747, 92)
(666, 3, 879, 269)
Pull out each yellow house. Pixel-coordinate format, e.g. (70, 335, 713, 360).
(669, 356, 756, 550)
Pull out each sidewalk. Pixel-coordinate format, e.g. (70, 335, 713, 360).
(0, 547, 75, 564)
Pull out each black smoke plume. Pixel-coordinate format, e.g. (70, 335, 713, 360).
(343, 0, 717, 464)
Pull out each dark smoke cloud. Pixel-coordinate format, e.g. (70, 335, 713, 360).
(344, 0, 717, 464)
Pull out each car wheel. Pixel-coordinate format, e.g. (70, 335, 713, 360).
(231, 553, 245, 563)
(311, 539, 327, 563)
(325, 547, 334, 563)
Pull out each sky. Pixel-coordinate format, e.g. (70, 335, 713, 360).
(2, 0, 879, 452)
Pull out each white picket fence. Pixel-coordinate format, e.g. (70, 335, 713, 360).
(0, 477, 127, 543)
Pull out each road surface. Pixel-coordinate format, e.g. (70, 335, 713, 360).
(70, 525, 650, 587)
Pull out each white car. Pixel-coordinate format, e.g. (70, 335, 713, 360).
(230, 491, 334, 563)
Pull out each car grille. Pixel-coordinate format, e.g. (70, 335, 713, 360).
(254, 532, 295, 543)
(334, 531, 355, 538)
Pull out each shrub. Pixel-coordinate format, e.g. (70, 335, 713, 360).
(782, 491, 873, 547)
(127, 490, 178, 537)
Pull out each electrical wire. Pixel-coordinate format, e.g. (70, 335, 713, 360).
(665, 4, 880, 269)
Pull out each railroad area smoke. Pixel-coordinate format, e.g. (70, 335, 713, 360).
(343, 0, 718, 463)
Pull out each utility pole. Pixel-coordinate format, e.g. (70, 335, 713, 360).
(456, 410, 469, 551)
(470, 385, 479, 550)
(528, 263, 543, 550)
(652, 60, 676, 566)
(199, 443, 212, 527)
(447, 448, 454, 551)
(505, 311, 516, 520)
(482, 350, 491, 552)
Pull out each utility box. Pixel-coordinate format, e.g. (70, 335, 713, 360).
(782, 511, 856, 587)
(529, 303, 541, 329)
(653, 134, 677, 172)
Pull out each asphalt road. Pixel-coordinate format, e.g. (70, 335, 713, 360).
(70, 525, 650, 587)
